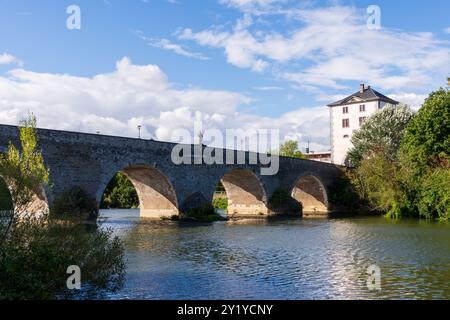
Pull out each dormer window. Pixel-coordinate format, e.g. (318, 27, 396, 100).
(343, 106, 349, 114)
(359, 104, 366, 112)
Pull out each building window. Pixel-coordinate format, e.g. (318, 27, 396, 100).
(359, 104, 366, 112)
(343, 106, 348, 114)
(343, 134, 349, 138)
(342, 119, 350, 128)
(359, 117, 367, 126)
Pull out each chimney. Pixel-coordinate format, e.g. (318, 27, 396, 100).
(360, 83, 365, 93)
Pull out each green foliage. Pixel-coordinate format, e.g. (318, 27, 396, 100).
(0, 113, 49, 217)
(100, 172, 139, 209)
(347, 88, 450, 220)
(269, 187, 301, 215)
(417, 161, 450, 221)
(348, 104, 414, 167)
(0, 114, 126, 299)
(0, 113, 50, 244)
(277, 140, 307, 159)
(184, 204, 225, 222)
(400, 88, 450, 177)
(212, 197, 228, 210)
(51, 186, 99, 221)
(355, 153, 410, 218)
(0, 178, 12, 210)
(0, 214, 125, 299)
(398, 88, 450, 220)
(327, 168, 364, 211)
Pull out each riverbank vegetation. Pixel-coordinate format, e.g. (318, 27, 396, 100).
(0, 114, 126, 299)
(184, 204, 226, 222)
(346, 88, 450, 220)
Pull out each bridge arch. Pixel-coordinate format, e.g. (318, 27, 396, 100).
(0, 175, 49, 214)
(100, 164, 179, 218)
(290, 173, 329, 215)
(214, 168, 269, 216)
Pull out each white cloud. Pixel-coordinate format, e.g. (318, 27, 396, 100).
(179, 20, 270, 72)
(389, 93, 428, 110)
(179, 6, 450, 96)
(151, 38, 209, 60)
(134, 30, 209, 60)
(444, 27, 450, 34)
(0, 53, 22, 66)
(253, 86, 283, 90)
(219, 0, 286, 14)
(0, 57, 331, 151)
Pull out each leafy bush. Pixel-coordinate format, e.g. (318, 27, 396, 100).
(327, 168, 365, 211)
(212, 197, 228, 210)
(398, 88, 450, 218)
(400, 88, 450, 176)
(184, 204, 224, 222)
(355, 153, 411, 218)
(0, 114, 126, 299)
(417, 167, 450, 220)
(344, 89, 450, 220)
(0, 214, 125, 299)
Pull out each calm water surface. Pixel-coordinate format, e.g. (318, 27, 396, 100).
(98, 209, 450, 300)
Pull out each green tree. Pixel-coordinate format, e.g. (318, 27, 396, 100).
(417, 166, 450, 220)
(348, 88, 450, 220)
(344, 105, 414, 216)
(0, 219, 125, 299)
(399, 88, 450, 219)
(354, 152, 408, 217)
(0, 113, 50, 243)
(400, 88, 450, 176)
(0, 114, 126, 299)
(347, 104, 414, 168)
(100, 172, 139, 209)
(277, 140, 306, 159)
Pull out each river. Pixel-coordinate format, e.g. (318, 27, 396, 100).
(98, 209, 450, 300)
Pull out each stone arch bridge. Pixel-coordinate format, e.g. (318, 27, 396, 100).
(0, 124, 347, 218)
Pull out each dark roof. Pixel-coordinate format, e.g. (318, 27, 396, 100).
(327, 86, 399, 107)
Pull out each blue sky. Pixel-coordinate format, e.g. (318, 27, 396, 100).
(0, 0, 449, 151)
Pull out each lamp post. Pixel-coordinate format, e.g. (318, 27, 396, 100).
(137, 125, 142, 139)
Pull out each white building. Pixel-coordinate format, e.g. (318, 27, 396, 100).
(305, 151, 331, 163)
(327, 84, 399, 166)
